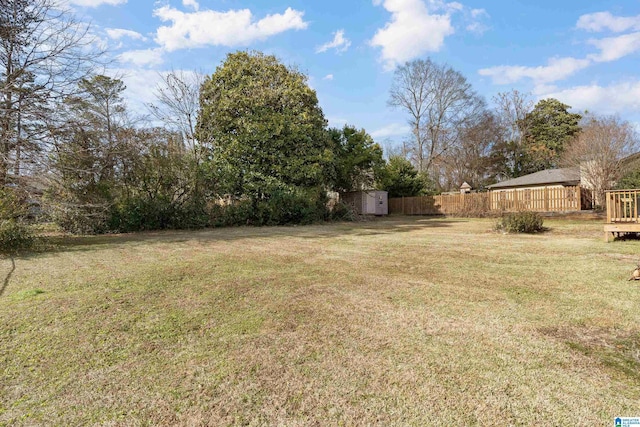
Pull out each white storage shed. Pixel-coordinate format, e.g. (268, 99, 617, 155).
(340, 191, 388, 216)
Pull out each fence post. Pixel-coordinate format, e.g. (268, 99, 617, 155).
(544, 187, 549, 212)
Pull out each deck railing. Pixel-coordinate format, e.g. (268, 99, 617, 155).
(605, 189, 640, 223)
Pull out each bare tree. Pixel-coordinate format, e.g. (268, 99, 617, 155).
(490, 90, 534, 179)
(382, 138, 411, 160)
(148, 70, 205, 161)
(438, 111, 502, 190)
(493, 90, 533, 146)
(562, 114, 638, 207)
(0, 0, 103, 184)
(388, 58, 485, 180)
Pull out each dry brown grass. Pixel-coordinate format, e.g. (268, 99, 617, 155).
(1, 217, 639, 425)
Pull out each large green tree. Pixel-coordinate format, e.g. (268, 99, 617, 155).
(197, 51, 332, 198)
(524, 98, 581, 172)
(329, 125, 384, 192)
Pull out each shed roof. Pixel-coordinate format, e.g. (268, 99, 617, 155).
(487, 167, 581, 189)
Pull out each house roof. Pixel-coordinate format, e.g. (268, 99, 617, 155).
(488, 167, 581, 189)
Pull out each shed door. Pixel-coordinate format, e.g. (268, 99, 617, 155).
(375, 193, 388, 215)
(365, 192, 376, 214)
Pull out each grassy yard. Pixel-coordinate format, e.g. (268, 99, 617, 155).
(1, 217, 639, 425)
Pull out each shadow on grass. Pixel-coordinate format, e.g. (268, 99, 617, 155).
(541, 326, 640, 384)
(0, 256, 15, 297)
(613, 232, 640, 242)
(34, 216, 461, 256)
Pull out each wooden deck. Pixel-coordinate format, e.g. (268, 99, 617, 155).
(604, 189, 640, 242)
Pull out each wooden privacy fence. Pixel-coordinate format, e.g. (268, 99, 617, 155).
(490, 186, 582, 212)
(389, 186, 583, 215)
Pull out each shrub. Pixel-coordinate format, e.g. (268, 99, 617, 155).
(109, 196, 209, 232)
(0, 188, 35, 253)
(496, 211, 544, 233)
(50, 204, 111, 235)
(0, 219, 34, 254)
(210, 187, 330, 227)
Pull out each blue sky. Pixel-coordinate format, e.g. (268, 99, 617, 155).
(68, 0, 640, 151)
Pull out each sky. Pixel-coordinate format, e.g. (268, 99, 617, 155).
(67, 0, 640, 151)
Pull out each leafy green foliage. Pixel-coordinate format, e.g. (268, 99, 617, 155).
(197, 51, 332, 193)
(109, 129, 211, 232)
(50, 76, 215, 234)
(496, 211, 544, 233)
(211, 186, 327, 227)
(524, 98, 581, 172)
(616, 169, 640, 190)
(196, 51, 334, 225)
(489, 139, 530, 180)
(0, 188, 33, 253)
(329, 125, 385, 192)
(378, 156, 433, 197)
(0, 219, 34, 253)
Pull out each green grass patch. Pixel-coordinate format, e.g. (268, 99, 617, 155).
(9, 288, 45, 301)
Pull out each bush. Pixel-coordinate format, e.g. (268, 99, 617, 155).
(496, 211, 544, 233)
(50, 204, 111, 235)
(0, 219, 34, 254)
(210, 187, 330, 227)
(109, 196, 209, 232)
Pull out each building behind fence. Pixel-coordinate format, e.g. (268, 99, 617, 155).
(389, 185, 586, 215)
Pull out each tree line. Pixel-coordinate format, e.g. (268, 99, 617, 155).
(388, 59, 638, 205)
(0, 0, 638, 244)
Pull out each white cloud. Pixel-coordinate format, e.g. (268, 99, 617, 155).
(541, 80, 640, 116)
(445, 2, 463, 13)
(182, 0, 199, 11)
(478, 57, 591, 85)
(323, 74, 334, 81)
(153, 6, 308, 51)
(117, 48, 165, 67)
(115, 69, 165, 116)
(470, 8, 488, 19)
(480, 11, 640, 88)
(371, 0, 455, 70)
(466, 22, 488, 35)
(466, 8, 489, 34)
(371, 123, 411, 139)
(316, 30, 351, 53)
(588, 32, 640, 62)
(68, 0, 126, 6)
(576, 11, 640, 33)
(106, 28, 147, 41)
